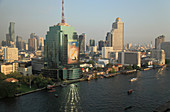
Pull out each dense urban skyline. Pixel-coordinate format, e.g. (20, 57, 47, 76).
(0, 0, 170, 44)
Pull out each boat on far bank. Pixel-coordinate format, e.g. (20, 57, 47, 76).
(55, 94, 58, 98)
(127, 89, 133, 95)
(130, 78, 137, 82)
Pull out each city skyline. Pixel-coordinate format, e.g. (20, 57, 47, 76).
(0, 0, 170, 44)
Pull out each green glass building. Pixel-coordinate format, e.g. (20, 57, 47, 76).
(44, 23, 81, 80)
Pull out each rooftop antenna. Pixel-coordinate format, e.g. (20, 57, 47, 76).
(61, 0, 65, 23)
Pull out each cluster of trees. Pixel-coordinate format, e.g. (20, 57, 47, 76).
(0, 72, 53, 98)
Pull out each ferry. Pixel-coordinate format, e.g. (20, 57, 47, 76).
(130, 78, 137, 82)
(127, 89, 133, 95)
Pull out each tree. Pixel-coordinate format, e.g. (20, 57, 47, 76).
(88, 60, 95, 65)
(0, 72, 6, 81)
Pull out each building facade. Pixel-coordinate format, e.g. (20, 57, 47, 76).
(151, 49, 165, 65)
(0, 62, 18, 75)
(155, 35, 165, 49)
(98, 40, 105, 51)
(106, 17, 124, 50)
(89, 39, 95, 46)
(79, 33, 86, 53)
(3, 47, 18, 62)
(161, 42, 170, 60)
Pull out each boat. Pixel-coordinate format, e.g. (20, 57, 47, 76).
(124, 106, 133, 110)
(48, 88, 56, 92)
(60, 83, 67, 87)
(47, 85, 55, 89)
(127, 89, 133, 95)
(130, 78, 137, 82)
(55, 94, 58, 98)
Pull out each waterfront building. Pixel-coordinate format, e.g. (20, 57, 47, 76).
(0, 62, 18, 75)
(155, 35, 165, 49)
(161, 42, 170, 60)
(2, 47, 18, 62)
(43, 0, 81, 80)
(79, 33, 86, 53)
(90, 39, 95, 46)
(106, 17, 124, 51)
(151, 49, 165, 65)
(98, 40, 105, 51)
(118, 51, 141, 67)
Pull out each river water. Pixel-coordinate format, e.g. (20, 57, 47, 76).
(0, 67, 170, 112)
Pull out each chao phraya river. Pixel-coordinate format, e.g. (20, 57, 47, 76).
(0, 67, 170, 112)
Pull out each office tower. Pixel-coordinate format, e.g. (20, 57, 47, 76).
(90, 39, 95, 46)
(43, 0, 80, 80)
(155, 35, 165, 49)
(151, 49, 165, 65)
(24, 42, 28, 51)
(106, 17, 124, 51)
(9, 22, 15, 42)
(118, 51, 141, 67)
(16, 36, 22, 50)
(6, 34, 10, 46)
(28, 37, 37, 51)
(38, 37, 44, 50)
(98, 40, 105, 51)
(127, 43, 132, 50)
(161, 42, 170, 59)
(79, 33, 86, 53)
(1, 40, 7, 46)
(3, 47, 18, 62)
(105, 32, 112, 47)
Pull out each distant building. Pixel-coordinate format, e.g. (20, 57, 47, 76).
(161, 42, 170, 59)
(127, 43, 132, 49)
(28, 37, 37, 51)
(6, 34, 10, 46)
(118, 51, 141, 67)
(89, 39, 95, 46)
(98, 40, 105, 51)
(79, 33, 86, 53)
(155, 35, 165, 49)
(151, 49, 165, 65)
(9, 22, 15, 42)
(90, 46, 97, 52)
(38, 37, 44, 50)
(106, 17, 124, 50)
(102, 47, 113, 58)
(3, 47, 18, 62)
(0, 62, 18, 75)
(1, 40, 7, 46)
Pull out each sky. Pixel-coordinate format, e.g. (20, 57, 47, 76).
(0, 0, 170, 45)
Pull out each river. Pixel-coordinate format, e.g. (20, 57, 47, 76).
(0, 67, 170, 112)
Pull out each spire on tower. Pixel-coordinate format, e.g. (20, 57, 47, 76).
(61, 0, 65, 23)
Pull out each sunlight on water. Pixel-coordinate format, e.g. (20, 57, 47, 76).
(60, 84, 82, 112)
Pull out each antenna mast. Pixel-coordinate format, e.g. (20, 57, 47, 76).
(61, 0, 65, 23)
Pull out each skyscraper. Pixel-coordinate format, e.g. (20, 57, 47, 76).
(43, 0, 81, 80)
(16, 36, 22, 50)
(9, 22, 15, 42)
(38, 37, 44, 50)
(89, 39, 95, 46)
(28, 37, 37, 51)
(106, 17, 124, 51)
(155, 35, 165, 49)
(98, 40, 105, 51)
(79, 33, 86, 53)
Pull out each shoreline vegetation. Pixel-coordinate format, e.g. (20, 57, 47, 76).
(0, 64, 167, 99)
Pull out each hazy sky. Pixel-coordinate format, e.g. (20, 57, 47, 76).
(0, 0, 170, 45)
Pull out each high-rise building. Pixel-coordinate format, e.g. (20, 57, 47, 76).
(155, 35, 165, 49)
(38, 37, 44, 50)
(106, 17, 124, 51)
(43, 0, 81, 80)
(151, 49, 165, 65)
(9, 22, 15, 42)
(90, 39, 95, 46)
(28, 37, 37, 51)
(79, 33, 86, 53)
(6, 34, 10, 46)
(127, 43, 132, 50)
(2, 47, 18, 62)
(161, 42, 170, 60)
(16, 36, 22, 50)
(98, 40, 105, 51)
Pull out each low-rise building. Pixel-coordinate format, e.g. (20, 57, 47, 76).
(0, 62, 18, 75)
(18, 61, 32, 76)
(118, 51, 141, 67)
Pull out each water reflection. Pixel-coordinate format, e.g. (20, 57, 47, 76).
(60, 84, 82, 112)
